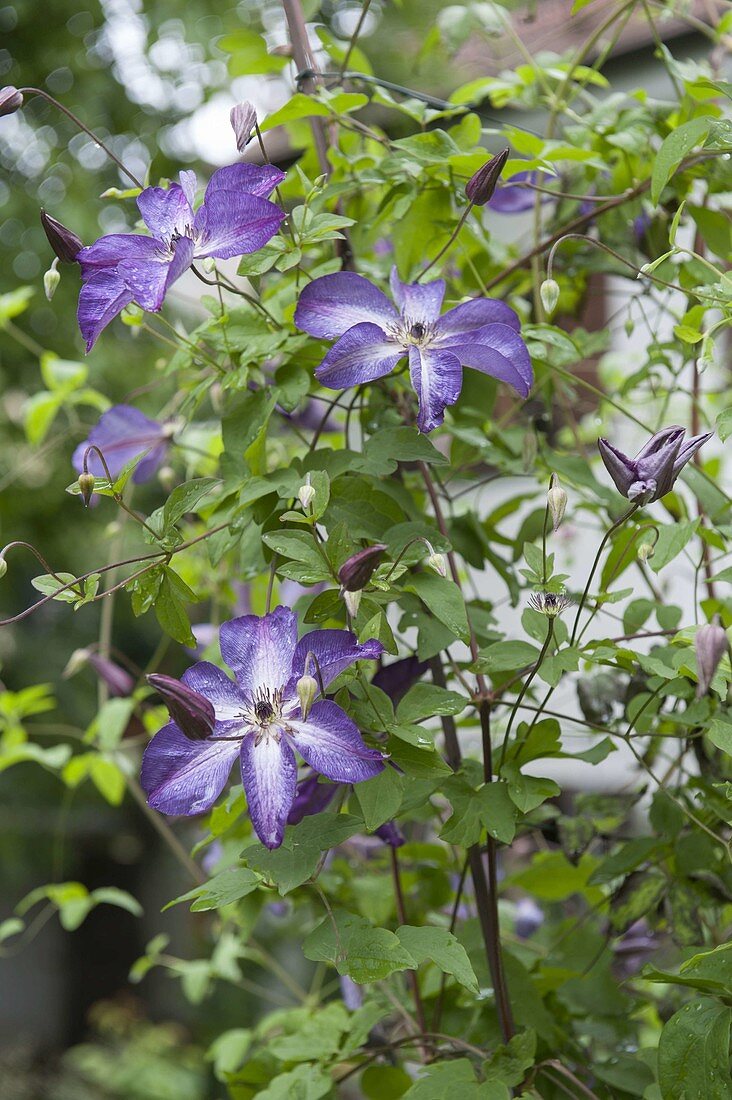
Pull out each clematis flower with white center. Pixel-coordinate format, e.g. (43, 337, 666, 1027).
(141, 607, 384, 849)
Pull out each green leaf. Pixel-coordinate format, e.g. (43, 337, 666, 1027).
(154, 569, 196, 646)
(483, 1028, 537, 1086)
(474, 640, 540, 674)
(304, 909, 416, 983)
(503, 763, 561, 813)
(658, 1000, 732, 1099)
(354, 766, 404, 831)
(403, 1060, 505, 1099)
(396, 684, 467, 724)
(403, 574, 469, 642)
(441, 776, 516, 846)
(167, 867, 262, 912)
(649, 519, 699, 572)
(256, 1064, 333, 1100)
(396, 925, 479, 994)
(645, 943, 732, 998)
(651, 117, 711, 205)
(161, 477, 218, 528)
(717, 408, 732, 443)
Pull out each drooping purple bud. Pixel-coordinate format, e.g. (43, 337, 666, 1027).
(695, 620, 727, 698)
(0, 86, 23, 118)
(372, 655, 428, 705)
(147, 673, 216, 741)
(598, 426, 712, 505)
(375, 821, 405, 848)
(230, 101, 258, 152)
(287, 774, 338, 825)
(465, 147, 510, 206)
(63, 648, 135, 697)
(40, 209, 83, 263)
(338, 544, 388, 592)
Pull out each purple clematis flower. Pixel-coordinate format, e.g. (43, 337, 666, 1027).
(295, 266, 532, 433)
(489, 171, 552, 214)
(72, 404, 170, 483)
(141, 607, 385, 849)
(77, 163, 285, 351)
(598, 425, 712, 504)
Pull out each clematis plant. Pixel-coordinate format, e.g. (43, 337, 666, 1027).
(141, 608, 384, 848)
(76, 163, 285, 350)
(295, 266, 532, 432)
(598, 425, 712, 504)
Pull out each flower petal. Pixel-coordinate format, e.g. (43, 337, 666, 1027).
(141, 721, 239, 816)
(597, 438, 635, 496)
(435, 297, 520, 337)
(443, 324, 533, 396)
(286, 700, 384, 784)
(390, 266, 445, 325)
(182, 661, 249, 722)
(78, 233, 160, 275)
(289, 630, 383, 693)
(118, 234, 194, 312)
(71, 404, 166, 480)
(408, 345, 462, 434)
(137, 182, 193, 241)
(240, 732, 297, 849)
(314, 322, 403, 389)
(77, 271, 134, 353)
(204, 163, 285, 201)
(635, 426, 685, 463)
(295, 272, 398, 340)
(194, 192, 284, 259)
(672, 431, 712, 477)
(220, 607, 298, 696)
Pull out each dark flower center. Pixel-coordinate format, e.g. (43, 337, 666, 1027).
(410, 322, 426, 339)
(254, 699, 275, 722)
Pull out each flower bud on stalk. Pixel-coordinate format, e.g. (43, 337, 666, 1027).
(296, 674, 318, 720)
(44, 261, 60, 301)
(637, 541, 655, 563)
(697, 333, 714, 375)
(547, 474, 567, 532)
(230, 101, 257, 152)
(540, 278, 560, 316)
(147, 673, 216, 741)
(427, 550, 447, 578)
(298, 478, 316, 510)
(465, 147, 510, 205)
(695, 620, 727, 698)
(338, 544, 387, 592)
(0, 556, 7, 579)
(343, 589, 361, 618)
(78, 472, 96, 507)
(0, 86, 23, 117)
(40, 210, 82, 263)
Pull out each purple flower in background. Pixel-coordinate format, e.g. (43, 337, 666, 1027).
(77, 163, 285, 351)
(72, 405, 170, 483)
(489, 171, 552, 214)
(288, 771, 405, 846)
(141, 607, 384, 849)
(598, 425, 712, 505)
(295, 266, 532, 433)
(372, 655, 428, 705)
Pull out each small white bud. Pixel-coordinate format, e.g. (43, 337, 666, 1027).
(343, 589, 361, 618)
(298, 478, 316, 510)
(0, 556, 7, 579)
(427, 551, 447, 577)
(296, 673, 318, 720)
(43, 260, 61, 301)
(698, 334, 714, 375)
(547, 474, 567, 532)
(540, 278, 559, 316)
(203, 257, 216, 274)
(63, 648, 91, 678)
(637, 541, 655, 562)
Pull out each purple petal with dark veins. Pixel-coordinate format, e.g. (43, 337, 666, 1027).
(137, 182, 193, 240)
(220, 607, 298, 696)
(203, 162, 285, 201)
(240, 732, 297, 849)
(77, 271, 134, 353)
(286, 700, 384, 783)
(77, 233, 161, 276)
(288, 631, 383, 694)
(390, 267, 445, 325)
(295, 272, 399, 340)
(314, 322, 403, 389)
(440, 324, 533, 396)
(408, 345, 462, 434)
(435, 297, 521, 337)
(181, 661, 249, 722)
(194, 191, 285, 259)
(141, 721, 240, 815)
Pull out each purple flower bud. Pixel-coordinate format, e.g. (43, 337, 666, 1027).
(695, 620, 727, 697)
(40, 209, 83, 263)
(0, 86, 23, 118)
(598, 426, 712, 505)
(375, 821, 405, 848)
(287, 774, 338, 825)
(465, 147, 510, 206)
(147, 673, 216, 741)
(230, 101, 258, 152)
(87, 652, 135, 697)
(372, 655, 428, 705)
(338, 544, 387, 592)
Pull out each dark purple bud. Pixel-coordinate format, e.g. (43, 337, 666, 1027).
(598, 426, 712, 505)
(147, 673, 216, 741)
(40, 209, 83, 263)
(0, 86, 23, 118)
(230, 101, 257, 152)
(375, 821, 405, 848)
(695, 620, 727, 697)
(466, 147, 510, 206)
(287, 774, 339, 825)
(338, 544, 387, 592)
(87, 652, 135, 697)
(372, 655, 429, 704)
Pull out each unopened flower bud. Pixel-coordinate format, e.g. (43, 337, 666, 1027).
(230, 101, 258, 152)
(78, 472, 95, 507)
(0, 556, 7, 579)
(343, 589, 362, 618)
(298, 479, 316, 510)
(338, 544, 387, 592)
(698, 334, 714, 375)
(202, 256, 216, 274)
(147, 673, 216, 740)
(465, 147, 510, 206)
(40, 210, 83, 263)
(637, 541, 655, 562)
(296, 673, 318, 720)
(547, 474, 567, 532)
(157, 465, 176, 492)
(695, 619, 727, 698)
(43, 261, 60, 301)
(540, 278, 560, 316)
(424, 541, 447, 578)
(0, 86, 23, 118)
(375, 821, 405, 848)
(64, 648, 135, 697)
